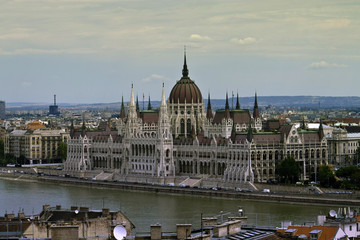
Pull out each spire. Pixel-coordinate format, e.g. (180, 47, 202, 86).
(182, 47, 189, 78)
(225, 92, 229, 110)
(236, 92, 240, 110)
(246, 122, 253, 143)
(120, 96, 126, 119)
(136, 95, 139, 111)
(206, 93, 213, 119)
(224, 92, 230, 119)
(254, 92, 258, 108)
(161, 83, 166, 106)
(253, 92, 259, 119)
(130, 84, 135, 107)
(147, 95, 152, 110)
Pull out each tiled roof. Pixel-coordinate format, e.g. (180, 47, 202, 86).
(277, 226, 339, 240)
(140, 111, 159, 124)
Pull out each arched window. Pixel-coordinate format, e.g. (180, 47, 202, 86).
(187, 119, 191, 136)
(180, 119, 185, 135)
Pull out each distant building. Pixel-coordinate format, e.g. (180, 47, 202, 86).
(49, 94, 60, 116)
(0, 100, 5, 120)
(4, 128, 69, 164)
(27, 120, 46, 130)
(327, 128, 360, 167)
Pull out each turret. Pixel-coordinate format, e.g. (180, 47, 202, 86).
(235, 92, 240, 110)
(224, 92, 230, 119)
(148, 96, 152, 110)
(206, 93, 213, 119)
(120, 96, 126, 119)
(253, 92, 259, 119)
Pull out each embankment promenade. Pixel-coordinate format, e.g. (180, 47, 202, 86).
(1, 170, 359, 207)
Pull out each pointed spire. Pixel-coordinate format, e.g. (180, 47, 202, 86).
(182, 47, 189, 78)
(120, 96, 126, 119)
(253, 92, 259, 119)
(136, 95, 139, 111)
(225, 92, 229, 110)
(254, 92, 258, 108)
(147, 95, 152, 110)
(206, 93, 213, 119)
(247, 122, 253, 143)
(236, 92, 240, 110)
(161, 83, 166, 106)
(130, 84, 135, 107)
(224, 92, 230, 119)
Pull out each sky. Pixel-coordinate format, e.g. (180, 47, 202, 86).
(0, 0, 359, 104)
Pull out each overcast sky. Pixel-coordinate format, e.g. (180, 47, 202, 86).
(0, 0, 359, 103)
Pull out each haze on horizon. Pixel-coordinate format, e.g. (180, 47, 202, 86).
(0, 0, 359, 104)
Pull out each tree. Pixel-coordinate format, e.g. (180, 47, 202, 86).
(336, 166, 360, 190)
(318, 165, 336, 188)
(0, 139, 4, 159)
(58, 142, 67, 162)
(276, 156, 301, 184)
(354, 141, 360, 166)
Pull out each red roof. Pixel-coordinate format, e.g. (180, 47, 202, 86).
(277, 226, 340, 240)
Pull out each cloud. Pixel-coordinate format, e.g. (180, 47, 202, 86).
(319, 19, 351, 29)
(141, 74, 168, 83)
(0, 28, 33, 40)
(0, 48, 96, 55)
(21, 82, 32, 87)
(309, 61, 348, 69)
(230, 37, 256, 45)
(190, 34, 212, 41)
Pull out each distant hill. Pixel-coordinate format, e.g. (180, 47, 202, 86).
(5, 96, 360, 111)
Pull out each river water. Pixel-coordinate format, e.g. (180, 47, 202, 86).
(0, 179, 336, 232)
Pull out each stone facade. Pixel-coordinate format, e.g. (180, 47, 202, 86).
(4, 129, 69, 164)
(64, 56, 327, 183)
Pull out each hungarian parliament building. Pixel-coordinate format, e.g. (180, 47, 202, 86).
(64, 55, 327, 183)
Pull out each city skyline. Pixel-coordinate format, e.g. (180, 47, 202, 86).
(0, 0, 359, 103)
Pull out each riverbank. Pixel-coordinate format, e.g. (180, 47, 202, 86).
(1, 171, 359, 207)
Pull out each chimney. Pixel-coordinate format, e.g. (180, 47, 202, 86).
(43, 205, 51, 211)
(5, 213, 15, 221)
(18, 211, 25, 219)
(56, 205, 61, 210)
(150, 224, 162, 240)
(102, 208, 110, 217)
(70, 206, 78, 211)
(176, 224, 192, 239)
(80, 207, 89, 212)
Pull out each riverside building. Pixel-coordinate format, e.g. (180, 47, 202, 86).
(64, 54, 327, 184)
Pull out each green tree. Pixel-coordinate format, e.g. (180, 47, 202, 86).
(354, 141, 360, 166)
(336, 166, 360, 189)
(58, 142, 67, 162)
(318, 165, 336, 188)
(0, 139, 4, 159)
(276, 156, 301, 184)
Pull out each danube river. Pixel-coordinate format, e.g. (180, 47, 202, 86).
(0, 178, 336, 232)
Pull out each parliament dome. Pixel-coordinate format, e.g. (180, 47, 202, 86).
(169, 55, 203, 104)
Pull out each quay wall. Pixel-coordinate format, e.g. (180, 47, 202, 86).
(0, 170, 359, 207)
